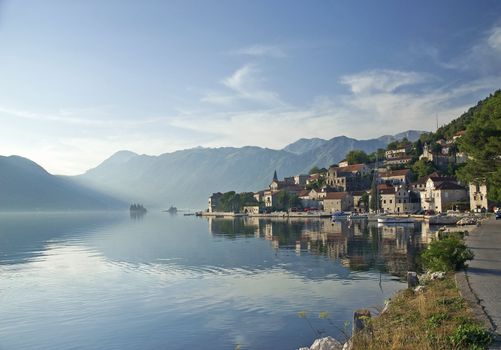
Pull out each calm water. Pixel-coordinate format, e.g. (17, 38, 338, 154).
(0, 212, 427, 350)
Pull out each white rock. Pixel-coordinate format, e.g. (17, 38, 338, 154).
(342, 339, 352, 350)
(309, 336, 344, 350)
(414, 285, 425, 293)
(430, 272, 445, 280)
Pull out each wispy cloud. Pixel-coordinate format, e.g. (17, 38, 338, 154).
(340, 69, 431, 94)
(178, 68, 501, 149)
(201, 64, 284, 107)
(229, 44, 287, 58)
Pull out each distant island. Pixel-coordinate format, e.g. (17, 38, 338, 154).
(130, 203, 147, 213)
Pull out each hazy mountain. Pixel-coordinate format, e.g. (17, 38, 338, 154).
(283, 137, 329, 154)
(283, 130, 424, 156)
(76, 147, 310, 210)
(299, 135, 387, 166)
(0, 155, 125, 211)
(77, 130, 424, 209)
(377, 130, 424, 144)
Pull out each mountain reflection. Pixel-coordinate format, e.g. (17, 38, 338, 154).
(208, 217, 427, 278)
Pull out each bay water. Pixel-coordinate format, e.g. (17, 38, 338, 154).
(0, 212, 426, 349)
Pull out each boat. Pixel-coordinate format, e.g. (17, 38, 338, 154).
(348, 212, 368, 220)
(331, 211, 349, 221)
(377, 216, 414, 224)
(166, 206, 177, 214)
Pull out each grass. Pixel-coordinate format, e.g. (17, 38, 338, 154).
(351, 273, 492, 349)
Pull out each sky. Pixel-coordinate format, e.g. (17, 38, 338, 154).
(1, 0, 501, 175)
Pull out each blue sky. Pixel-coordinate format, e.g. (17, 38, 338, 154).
(1, 0, 500, 174)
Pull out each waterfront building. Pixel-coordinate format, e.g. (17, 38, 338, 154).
(322, 192, 353, 212)
(469, 182, 489, 212)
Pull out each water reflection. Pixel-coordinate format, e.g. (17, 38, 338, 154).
(0, 212, 122, 265)
(0, 213, 429, 350)
(208, 217, 427, 278)
(129, 210, 147, 220)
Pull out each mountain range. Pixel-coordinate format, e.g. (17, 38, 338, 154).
(0, 155, 124, 211)
(74, 130, 424, 209)
(0, 130, 423, 211)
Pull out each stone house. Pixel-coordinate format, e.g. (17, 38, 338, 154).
(384, 156, 413, 167)
(338, 159, 349, 167)
(378, 185, 420, 214)
(420, 178, 468, 213)
(294, 174, 309, 186)
(327, 164, 370, 191)
(352, 190, 368, 213)
(469, 182, 489, 212)
(378, 169, 413, 185)
(322, 192, 353, 213)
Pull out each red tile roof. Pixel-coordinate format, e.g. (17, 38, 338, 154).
(324, 192, 349, 200)
(435, 182, 465, 190)
(380, 169, 411, 177)
(339, 164, 367, 172)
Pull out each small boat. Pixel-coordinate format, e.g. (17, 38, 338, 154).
(166, 206, 177, 214)
(348, 212, 368, 220)
(377, 216, 414, 224)
(331, 211, 349, 222)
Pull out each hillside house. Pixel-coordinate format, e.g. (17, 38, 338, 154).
(294, 174, 309, 186)
(378, 169, 413, 185)
(385, 146, 411, 160)
(384, 156, 413, 167)
(327, 164, 370, 191)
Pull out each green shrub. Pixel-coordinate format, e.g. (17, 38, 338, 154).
(421, 236, 474, 272)
(449, 323, 492, 349)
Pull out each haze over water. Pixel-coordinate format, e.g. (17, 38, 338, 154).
(0, 212, 426, 349)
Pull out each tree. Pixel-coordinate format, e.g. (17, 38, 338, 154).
(346, 150, 369, 165)
(273, 191, 302, 211)
(369, 181, 378, 212)
(360, 192, 369, 212)
(457, 90, 501, 202)
(309, 166, 320, 174)
(367, 148, 386, 164)
(412, 159, 436, 179)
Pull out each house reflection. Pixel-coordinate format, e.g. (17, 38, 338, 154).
(207, 217, 427, 278)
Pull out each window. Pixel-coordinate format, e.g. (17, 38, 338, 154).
(389, 199, 393, 204)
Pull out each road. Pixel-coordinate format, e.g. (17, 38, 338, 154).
(461, 217, 501, 348)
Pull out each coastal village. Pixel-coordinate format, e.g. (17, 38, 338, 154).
(207, 130, 491, 218)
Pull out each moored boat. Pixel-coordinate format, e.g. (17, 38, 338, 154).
(377, 216, 414, 224)
(348, 212, 368, 220)
(331, 211, 349, 221)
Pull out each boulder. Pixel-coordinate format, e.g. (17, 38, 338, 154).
(301, 336, 343, 350)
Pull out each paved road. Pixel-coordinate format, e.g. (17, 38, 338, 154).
(463, 217, 501, 345)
